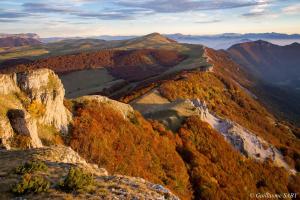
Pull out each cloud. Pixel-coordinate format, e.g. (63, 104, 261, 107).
(76, 12, 134, 20)
(242, 0, 271, 18)
(0, 19, 19, 23)
(242, 11, 265, 17)
(0, 10, 29, 23)
(22, 3, 74, 13)
(21, 2, 150, 20)
(76, 8, 152, 20)
(250, 0, 269, 13)
(196, 19, 221, 24)
(0, 10, 29, 18)
(118, 0, 264, 13)
(0, 0, 282, 23)
(71, 0, 94, 1)
(282, 4, 300, 15)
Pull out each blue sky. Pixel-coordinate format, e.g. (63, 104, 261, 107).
(0, 0, 300, 37)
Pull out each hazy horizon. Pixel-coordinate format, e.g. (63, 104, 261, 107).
(0, 0, 300, 37)
(3, 32, 300, 38)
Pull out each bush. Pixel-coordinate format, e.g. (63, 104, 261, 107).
(129, 114, 140, 125)
(47, 73, 60, 90)
(37, 124, 64, 146)
(15, 160, 48, 175)
(11, 135, 32, 149)
(59, 167, 94, 193)
(26, 100, 46, 118)
(12, 174, 50, 194)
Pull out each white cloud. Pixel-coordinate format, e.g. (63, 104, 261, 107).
(282, 4, 300, 15)
(242, 0, 281, 19)
(251, 0, 269, 12)
(246, 0, 270, 15)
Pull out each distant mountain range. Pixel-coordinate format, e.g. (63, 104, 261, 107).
(2, 32, 300, 50)
(0, 33, 39, 39)
(166, 33, 300, 49)
(0, 37, 41, 48)
(228, 40, 300, 89)
(62, 32, 300, 49)
(167, 32, 300, 40)
(0, 33, 41, 48)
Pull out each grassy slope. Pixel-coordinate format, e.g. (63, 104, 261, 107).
(0, 39, 112, 62)
(0, 34, 179, 63)
(59, 68, 122, 98)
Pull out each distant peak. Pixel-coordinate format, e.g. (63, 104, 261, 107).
(253, 40, 279, 48)
(146, 32, 162, 37)
(255, 39, 270, 44)
(143, 32, 166, 39)
(228, 39, 276, 50)
(288, 42, 300, 47)
(142, 32, 177, 43)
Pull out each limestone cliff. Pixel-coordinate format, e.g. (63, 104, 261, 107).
(0, 69, 72, 149)
(16, 69, 72, 133)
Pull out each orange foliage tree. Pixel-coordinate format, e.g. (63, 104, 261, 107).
(159, 71, 300, 169)
(69, 100, 192, 199)
(178, 116, 291, 200)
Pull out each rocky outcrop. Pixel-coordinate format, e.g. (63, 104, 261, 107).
(0, 69, 72, 149)
(16, 69, 72, 134)
(0, 145, 180, 200)
(132, 90, 293, 172)
(76, 95, 134, 119)
(30, 145, 108, 176)
(7, 109, 42, 148)
(0, 73, 19, 95)
(0, 118, 14, 149)
(190, 99, 294, 173)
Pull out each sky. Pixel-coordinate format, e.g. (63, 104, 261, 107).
(0, 0, 300, 37)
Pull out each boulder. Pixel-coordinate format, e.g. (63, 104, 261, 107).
(76, 95, 134, 119)
(7, 109, 42, 148)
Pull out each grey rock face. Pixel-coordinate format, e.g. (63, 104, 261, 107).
(190, 99, 294, 173)
(16, 69, 72, 134)
(0, 69, 72, 149)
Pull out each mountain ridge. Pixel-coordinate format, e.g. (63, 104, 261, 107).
(0, 37, 42, 48)
(0, 33, 299, 200)
(227, 39, 300, 83)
